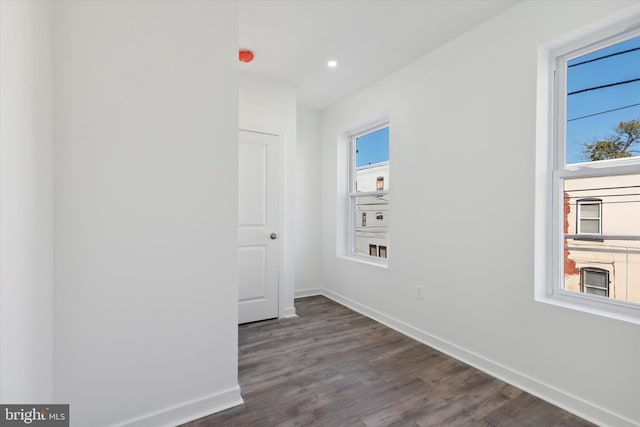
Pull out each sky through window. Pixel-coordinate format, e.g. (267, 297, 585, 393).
(356, 127, 389, 167)
(566, 35, 640, 164)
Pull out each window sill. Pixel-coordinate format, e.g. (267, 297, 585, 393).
(338, 254, 388, 269)
(571, 236, 604, 243)
(535, 292, 640, 325)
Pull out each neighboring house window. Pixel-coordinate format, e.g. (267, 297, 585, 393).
(536, 22, 640, 321)
(378, 246, 387, 259)
(581, 268, 610, 297)
(576, 199, 602, 234)
(349, 122, 389, 261)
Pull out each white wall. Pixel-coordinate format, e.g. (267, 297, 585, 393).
(0, 0, 54, 404)
(52, 2, 240, 426)
(295, 107, 322, 293)
(319, 1, 640, 425)
(239, 72, 297, 317)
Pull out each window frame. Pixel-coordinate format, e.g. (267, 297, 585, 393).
(535, 15, 640, 324)
(348, 121, 390, 263)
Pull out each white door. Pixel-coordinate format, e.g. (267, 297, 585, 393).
(238, 130, 280, 324)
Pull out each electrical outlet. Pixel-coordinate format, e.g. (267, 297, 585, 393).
(416, 285, 424, 300)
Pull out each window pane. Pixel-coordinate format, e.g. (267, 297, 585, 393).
(563, 173, 640, 304)
(585, 287, 608, 297)
(353, 194, 388, 258)
(565, 35, 640, 165)
(355, 127, 389, 166)
(579, 204, 599, 218)
(378, 246, 387, 259)
(584, 270, 607, 287)
(579, 219, 600, 234)
(355, 127, 389, 191)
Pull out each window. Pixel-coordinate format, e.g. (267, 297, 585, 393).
(378, 246, 387, 259)
(581, 268, 610, 297)
(576, 199, 601, 234)
(349, 122, 389, 261)
(536, 20, 640, 322)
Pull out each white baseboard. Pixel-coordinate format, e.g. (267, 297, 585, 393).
(320, 288, 637, 427)
(118, 385, 243, 427)
(280, 306, 297, 318)
(294, 288, 322, 298)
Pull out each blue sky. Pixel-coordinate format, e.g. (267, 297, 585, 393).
(356, 127, 389, 167)
(566, 35, 640, 164)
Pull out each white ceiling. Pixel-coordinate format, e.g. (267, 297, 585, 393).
(238, 0, 517, 110)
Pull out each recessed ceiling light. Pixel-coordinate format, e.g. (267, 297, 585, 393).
(327, 60, 338, 68)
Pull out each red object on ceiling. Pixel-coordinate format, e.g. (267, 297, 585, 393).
(239, 49, 254, 63)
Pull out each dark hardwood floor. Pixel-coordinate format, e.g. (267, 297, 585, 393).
(185, 296, 594, 427)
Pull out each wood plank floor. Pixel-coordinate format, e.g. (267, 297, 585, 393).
(184, 296, 594, 427)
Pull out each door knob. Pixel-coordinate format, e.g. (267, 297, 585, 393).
(270, 233, 278, 240)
